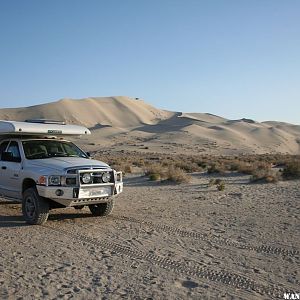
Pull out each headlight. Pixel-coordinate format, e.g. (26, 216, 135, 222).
(102, 172, 111, 183)
(82, 173, 92, 184)
(48, 175, 61, 186)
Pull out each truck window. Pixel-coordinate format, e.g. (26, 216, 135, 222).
(4, 141, 21, 162)
(22, 140, 88, 159)
(0, 141, 9, 159)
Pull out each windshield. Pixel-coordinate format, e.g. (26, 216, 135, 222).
(22, 140, 88, 160)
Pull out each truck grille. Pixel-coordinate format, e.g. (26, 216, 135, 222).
(79, 171, 114, 184)
(65, 168, 114, 186)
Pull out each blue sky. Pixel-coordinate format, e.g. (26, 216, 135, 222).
(0, 0, 299, 124)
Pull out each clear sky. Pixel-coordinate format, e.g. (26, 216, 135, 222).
(0, 0, 299, 124)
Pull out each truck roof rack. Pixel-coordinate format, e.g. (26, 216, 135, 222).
(25, 119, 66, 125)
(0, 120, 91, 136)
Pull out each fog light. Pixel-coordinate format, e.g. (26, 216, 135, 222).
(102, 172, 111, 183)
(55, 189, 64, 196)
(82, 173, 92, 184)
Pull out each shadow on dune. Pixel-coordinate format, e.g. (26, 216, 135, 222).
(133, 113, 206, 134)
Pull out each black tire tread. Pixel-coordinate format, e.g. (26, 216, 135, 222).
(22, 187, 49, 225)
(88, 199, 114, 216)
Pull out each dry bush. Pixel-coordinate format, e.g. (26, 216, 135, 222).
(144, 163, 166, 177)
(238, 164, 256, 174)
(166, 166, 191, 183)
(217, 181, 225, 191)
(282, 160, 300, 179)
(250, 168, 280, 183)
(145, 164, 191, 184)
(208, 178, 225, 190)
(207, 163, 226, 174)
(175, 161, 202, 173)
(149, 173, 161, 181)
(92, 150, 300, 183)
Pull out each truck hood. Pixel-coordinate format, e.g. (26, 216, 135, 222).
(26, 157, 110, 173)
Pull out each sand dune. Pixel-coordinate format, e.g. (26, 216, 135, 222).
(0, 96, 299, 154)
(0, 96, 174, 128)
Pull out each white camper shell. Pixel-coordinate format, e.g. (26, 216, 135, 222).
(0, 119, 91, 136)
(0, 120, 123, 225)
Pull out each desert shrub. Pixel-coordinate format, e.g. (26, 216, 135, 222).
(124, 164, 133, 174)
(208, 178, 225, 190)
(217, 181, 225, 191)
(189, 163, 203, 172)
(282, 160, 300, 179)
(198, 162, 207, 169)
(144, 163, 166, 177)
(250, 168, 280, 183)
(145, 164, 191, 184)
(235, 162, 256, 174)
(149, 173, 161, 181)
(166, 166, 191, 183)
(175, 161, 202, 173)
(207, 163, 226, 174)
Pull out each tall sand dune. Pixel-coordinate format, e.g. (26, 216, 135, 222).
(0, 96, 299, 154)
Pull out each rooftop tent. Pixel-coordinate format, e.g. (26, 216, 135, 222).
(0, 120, 91, 136)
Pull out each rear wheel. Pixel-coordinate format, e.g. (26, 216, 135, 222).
(22, 187, 49, 225)
(88, 199, 114, 216)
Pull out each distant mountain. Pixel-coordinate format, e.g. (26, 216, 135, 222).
(0, 96, 299, 154)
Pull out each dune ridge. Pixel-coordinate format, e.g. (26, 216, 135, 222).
(0, 96, 299, 154)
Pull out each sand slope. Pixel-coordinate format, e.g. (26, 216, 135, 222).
(0, 96, 299, 154)
(0, 96, 173, 128)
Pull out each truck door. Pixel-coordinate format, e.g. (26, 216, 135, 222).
(0, 141, 22, 199)
(0, 140, 10, 195)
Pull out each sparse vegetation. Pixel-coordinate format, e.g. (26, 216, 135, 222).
(149, 173, 161, 181)
(282, 160, 300, 179)
(208, 178, 225, 190)
(166, 166, 191, 183)
(207, 163, 226, 174)
(92, 150, 300, 184)
(217, 181, 225, 191)
(250, 168, 280, 183)
(144, 163, 191, 184)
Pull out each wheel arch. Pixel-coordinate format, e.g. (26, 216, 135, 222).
(22, 178, 36, 194)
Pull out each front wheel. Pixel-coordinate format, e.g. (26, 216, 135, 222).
(88, 199, 114, 216)
(22, 187, 49, 225)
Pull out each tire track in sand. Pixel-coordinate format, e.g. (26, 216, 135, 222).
(44, 222, 296, 299)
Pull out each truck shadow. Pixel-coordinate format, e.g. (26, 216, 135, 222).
(0, 215, 28, 228)
(48, 212, 95, 222)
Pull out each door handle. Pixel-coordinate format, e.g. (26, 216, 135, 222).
(1, 166, 7, 170)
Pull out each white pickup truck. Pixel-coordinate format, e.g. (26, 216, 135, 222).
(0, 120, 123, 225)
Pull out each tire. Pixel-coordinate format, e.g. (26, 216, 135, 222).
(88, 199, 114, 216)
(74, 205, 85, 210)
(22, 187, 49, 225)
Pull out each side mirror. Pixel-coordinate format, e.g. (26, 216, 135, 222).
(1, 152, 21, 162)
(86, 152, 91, 159)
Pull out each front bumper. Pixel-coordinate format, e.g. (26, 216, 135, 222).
(37, 171, 123, 207)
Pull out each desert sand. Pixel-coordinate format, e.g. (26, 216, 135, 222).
(0, 96, 299, 155)
(0, 173, 299, 299)
(0, 97, 299, 299)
